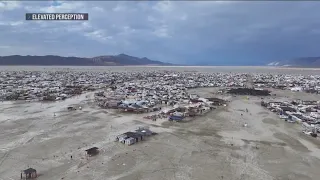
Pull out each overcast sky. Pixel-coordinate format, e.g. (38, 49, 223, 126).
(0, 1, 320, 65)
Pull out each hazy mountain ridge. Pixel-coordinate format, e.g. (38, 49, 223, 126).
(267, 57, 320, 67)
(0, 54, 172, 66)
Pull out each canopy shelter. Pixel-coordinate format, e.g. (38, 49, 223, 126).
(21, 168, 37, 179)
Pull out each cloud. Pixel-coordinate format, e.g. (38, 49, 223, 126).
(0, 20, 23, 26)
(152, 1, 173, 12)
(39, 1, 85, 13)
(0, 1, 320, 65)
(0, 1, 21, 11)
(153, 25, 170, 38)
(0, 45, 10, 49)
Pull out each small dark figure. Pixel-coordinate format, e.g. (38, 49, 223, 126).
(71, 155, 73, 159)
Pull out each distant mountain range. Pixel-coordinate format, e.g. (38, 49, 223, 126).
(1, 54, 319, 67)
(267, 57, 320, 67)
(0, 54, 172, 66)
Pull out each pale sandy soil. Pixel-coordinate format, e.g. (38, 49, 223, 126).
(1, 89, 320, 180)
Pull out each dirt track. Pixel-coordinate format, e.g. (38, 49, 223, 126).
(1, 89, 320, 180)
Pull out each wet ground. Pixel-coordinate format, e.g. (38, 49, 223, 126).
(1, 89, 320, 180)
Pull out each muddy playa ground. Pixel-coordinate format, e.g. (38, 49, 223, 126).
(1, 89, 320, 180)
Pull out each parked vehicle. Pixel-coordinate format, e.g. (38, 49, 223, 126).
(168, 115, 184, 121)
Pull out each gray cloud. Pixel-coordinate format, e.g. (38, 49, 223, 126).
(0, 1, 320, 65)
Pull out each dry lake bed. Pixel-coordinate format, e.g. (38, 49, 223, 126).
(1, 86, 320, 180)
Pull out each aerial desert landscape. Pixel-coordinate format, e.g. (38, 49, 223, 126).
(2, 1, 320, 179)
(1, 67, 320, 180)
